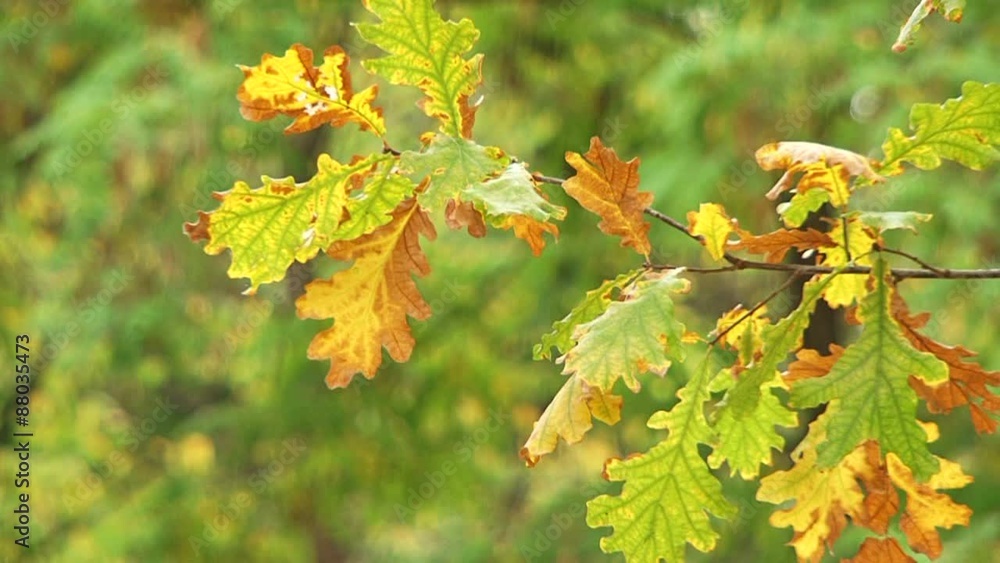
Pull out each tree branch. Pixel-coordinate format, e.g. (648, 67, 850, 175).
(531, 172, 1000, 281)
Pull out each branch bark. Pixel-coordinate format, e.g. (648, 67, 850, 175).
(531, 172, 1000, 281)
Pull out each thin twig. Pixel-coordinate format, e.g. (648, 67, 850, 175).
(709, 272, 805, 346)
(526, 171, 1000, 281)
(879, 246, 947, 275)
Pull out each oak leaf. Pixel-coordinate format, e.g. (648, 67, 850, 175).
(755, 141, 884, 205)
(818, 217, 877, 308)
(777, 187, 830, 228)
(186, 153, 400, 294)
(588, 358, 737, 562)
(533, 272, 638, 361)
(519, 374, 622, 467)
(880, 81, 1000, 175)
(731, 227, 835, 264)
(401, 134, 509, 213)
(843, 538, 915, 563)
(564, 137, 653, 256)
(892, 0, 966, 53)
(887, 452, 972, 558)
(356, 0, 483, 138)
(892, 292, 1000, 433)
(757, 410, 872, 563)
(563, 271, 690, 393)
(790, 259, 949, 480)
(295, 197, 436, 388)
(237, 44, 385, 135)
(444, 199, 486, 237)
(687, 203, 736, 261)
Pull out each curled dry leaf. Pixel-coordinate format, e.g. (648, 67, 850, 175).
(755, 141, 884, 204)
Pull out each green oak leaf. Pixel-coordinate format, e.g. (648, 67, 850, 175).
(332, 160, 416, 240)
(202, 153, 388, 293)
(563, 270, 690, 393)
(880, 81, 1000, 175)
(709, 373, 798, 479)
(463, 163, 567, 223)
(401, 134, 509, 213)
(533, 270, 641, 361)
(777, 187, 830, 227)
(790, 258, 949, 480)
(722, 272, 837, 417)
(587, 356, 737, 562)
(356, 0, 483, 137)
(855, 211, 933, 234)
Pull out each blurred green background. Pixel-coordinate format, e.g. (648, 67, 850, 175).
(1, 0, 998, 561)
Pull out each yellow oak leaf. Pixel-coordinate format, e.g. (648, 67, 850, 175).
(818, 217, 876, 308)
(564, 137, 653, 256)
(757, 409, 871, 563)
(295, 197, 435, 388)
(755, 141, 884, 207)
(887, 453, 973, 558)
(237, 44, 386, 136)
(687, 203, 736, 261)
(519, 374, 622, 467)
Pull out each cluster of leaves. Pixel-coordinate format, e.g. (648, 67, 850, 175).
(186, 1, 999, 561)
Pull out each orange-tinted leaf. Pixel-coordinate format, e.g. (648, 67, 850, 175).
(887, 453, 973, 558)
(757, 409, 871, 562)
(855, 443, 900, 535)
(892, 292, 1000, 433)
(497, 214, 559, 256)
(785, 344, 846, 383)
(843, 538, 915, 563)
(755, 142, 884, 206)
(183, 210, 213, 242)
(295, 198, 435, 388)
(564, 137, 653, 256)
(732, 227, 835, 263)
(237, 44, 386, 136)
(445, 199, 486, 237)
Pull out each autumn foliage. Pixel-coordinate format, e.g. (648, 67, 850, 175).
(186, 0, 998, 561)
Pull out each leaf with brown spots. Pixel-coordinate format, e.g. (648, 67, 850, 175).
(237, 44, 385, 135)
(562, 271, 690, 393)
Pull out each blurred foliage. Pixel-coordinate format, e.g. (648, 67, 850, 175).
(0, 0, 998, 561)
